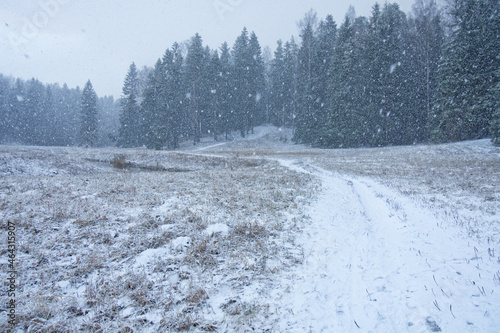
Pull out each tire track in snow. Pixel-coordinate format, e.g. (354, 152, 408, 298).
(275, 161, 500, 332)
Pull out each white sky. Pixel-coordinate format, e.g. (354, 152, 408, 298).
(1, 0, 417, 98)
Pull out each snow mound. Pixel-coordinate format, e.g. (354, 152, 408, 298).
(134, 247, 171, 268)
(204, 223, 230, 237)
(171, 236, 192, 251)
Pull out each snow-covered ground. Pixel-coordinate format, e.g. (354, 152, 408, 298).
(1, 126, 499, 332)
(273, 163, 499, 332)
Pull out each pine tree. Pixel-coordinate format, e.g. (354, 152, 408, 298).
(119, 63, 141, 147)
(168, 42, 186, 149)
(8, 79, 26, 143)
(294, 10, 318, 144)
(42, 85, 56, 146)
(199, 46, 215, 137)
(186, 33, 207, 144)
(433, 0, 500, 141)
(363, 3, 408, 146)
(0, 77, 83, 146)
(0, 75, 9, 142)
(25, 79, 47, 145)
(232, 27, 252, 137)
(79, 80, 98, 147)
(270, 40, 287, 126)
(283, 38, 299, 128)
(59, 83, 82, 146)
(313, 15, 337, 146)
(326, 15, 368, 148)
(140, 44, 186, 150)
(380, 3, 409, 145)
(208, 50, 222, 140)
(248, 32, 266, 131)
(219, 42, 234, 139)
(406, 0, 445, 143)
(141, 59, 165, 150)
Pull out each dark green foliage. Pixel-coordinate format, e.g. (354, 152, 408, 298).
(248, 32, 266, 130)
(407, 0, 444, 143)
(119, 63, 141, 147)
(231, 27, 253, 137)
(294, 11, 318, 144)
(0, 75, 117, 147)
(79, 80, 98, 147)
(207, 50, 223, 140)
(269, 40, 287, 126)
(0, 75, 10, 142)
(325, 15, 369, 148)
(185, 34, 208, 144)
(269, 38, 300, 128)
(140, 44, 186, 150)
(432, 0, 500, 142)
(491, 64, 500, 145)
(218, 42, 234, 140)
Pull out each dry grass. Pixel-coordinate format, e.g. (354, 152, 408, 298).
(0, 145, 317, 332)
(2, 134, 496, 331)
(305, 140, 500, 239)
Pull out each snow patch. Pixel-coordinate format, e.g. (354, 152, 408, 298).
(204, 223, 230, 237)
(171, 236, 192, 251)
(134, 247, 171, 268)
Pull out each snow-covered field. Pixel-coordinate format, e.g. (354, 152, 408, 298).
(1, 126, 499, 332)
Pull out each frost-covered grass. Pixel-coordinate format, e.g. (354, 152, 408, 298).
(1, 127, 499, 332)
(0, 144, 317, 332)
(204, 129, 499, 243)
(199, 129, 500, 332)
(310, 140, 499, 241)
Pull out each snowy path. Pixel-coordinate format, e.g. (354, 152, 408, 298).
(275, 161, 500, 332)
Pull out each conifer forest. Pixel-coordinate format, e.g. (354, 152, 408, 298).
(1, 0, 499, 149)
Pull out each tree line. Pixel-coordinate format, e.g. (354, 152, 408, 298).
(118, 0, 499, 149)
(0, 75, 118, 147)
(1, 0, 499, 149)
(286, 0, 499, 147)
(118, 28, 267, 149)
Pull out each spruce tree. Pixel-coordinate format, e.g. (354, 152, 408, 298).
(294, 11, 318, 144)
(0, 75, 9, 142)
(326, 16, 355, 148)
(283, 38, 299, 129)
(363, 3, 408, 146)
(326, 15, 368, 148)
(119, 62, 141, 147)
(313, 15, 337, 146)
(208, 50, 222, 140)
(232, 27, 252, 137)
(248, 32, 266, 131)
(42, 85, 56, 146)
(141, 59, 165, 150)
(168, 43, 186, 149)
(186, 33, 207, 144)
(219, 42, 234, 139)
(270, 40, 287, 126)
(25, 79, 46, 145)
(379, 3, 409, 146)
(433, 0, 500, 141)
(406, 0, 444, 143)
(79, 80, 98, 147)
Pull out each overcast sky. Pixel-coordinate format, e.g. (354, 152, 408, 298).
(1, 0, 418, 98)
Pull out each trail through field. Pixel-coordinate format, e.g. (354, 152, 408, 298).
(274, 161, 500, 332)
